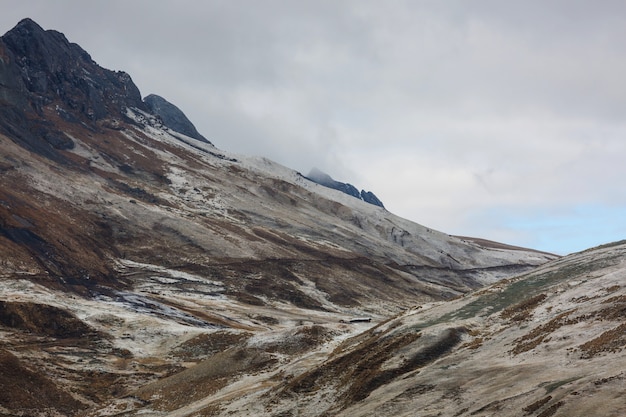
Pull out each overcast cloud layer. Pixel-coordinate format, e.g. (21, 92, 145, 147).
(2, 0, 626, 254)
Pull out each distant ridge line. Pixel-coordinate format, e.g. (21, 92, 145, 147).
(455, 236, 559, 257)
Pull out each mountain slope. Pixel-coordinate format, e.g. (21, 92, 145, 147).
(149, 241, 624, 417)
(0, 18, 561, 416)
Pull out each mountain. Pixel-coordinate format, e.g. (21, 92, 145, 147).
(307, 167, 386, 208)
(0, 18, 565, 416)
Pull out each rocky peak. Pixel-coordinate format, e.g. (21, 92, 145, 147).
(1, 18, 145, 119)
(360, 190, 384, 207)
(306, 167, 385, 208)
(143, 94, 210, 143)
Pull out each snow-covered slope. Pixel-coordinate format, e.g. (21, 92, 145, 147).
(125, 107, 553, 271)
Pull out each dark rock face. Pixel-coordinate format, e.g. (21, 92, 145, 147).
(0, 18, 145, 119)
(361, 190, 385, 207)
(144, 94, 210, 143)
(0, 18, 148, 162)
(307, 168, 357, 197)
(306, 168, 385, 208)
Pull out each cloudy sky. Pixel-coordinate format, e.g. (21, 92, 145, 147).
(3, 0, 626, 254)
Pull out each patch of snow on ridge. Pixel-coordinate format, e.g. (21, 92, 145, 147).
(237, 156, 553, 267)
(116, 259, 221, 286)
(0, 277, 204, 357)
(166, 166, 189, 189)
(126, 107, 237, 162)
(95, 291, 217, 328)
(163, 165, 235, 220)
(240, 155, 385, 212)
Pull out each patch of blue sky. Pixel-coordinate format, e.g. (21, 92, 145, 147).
(485, 205, 626, 255)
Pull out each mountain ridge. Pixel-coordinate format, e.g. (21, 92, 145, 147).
(306, 167, 385, 208)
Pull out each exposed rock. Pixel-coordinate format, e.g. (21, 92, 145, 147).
(360, 190, 384, 207)
(0, 18, 148, 163)
(144, 93, 211, 143)
(1, 18, 146, 119)
(0, 18, 212, 164)
(307, 167, 385, 208)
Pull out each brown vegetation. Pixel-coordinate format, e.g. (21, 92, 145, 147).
(511, 311, 577, 355)
(500, 293, 547, 322)
(463, 336, 484, 350)
(260, 325, 339, 355)
(170, 331, 252, 361)
(523, 395, 552, 414)
(536, 401, 564, 417)
(579, 323, 626, 358)
(596, 295, 626, 320)
(285, 327, 464, 411)
(135, 347, 277, 411)
(0, 300, 98, 339)
(0, 349, 86, 414)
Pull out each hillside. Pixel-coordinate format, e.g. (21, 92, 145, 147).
(85, 241, 622, 417)
(233, 240, 625, 417)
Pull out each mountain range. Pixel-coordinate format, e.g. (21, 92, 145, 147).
(0, 18, 623, 417)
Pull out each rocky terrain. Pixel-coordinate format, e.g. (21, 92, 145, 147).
(1, 18, 621, 417)
(306, 168, 385, 208)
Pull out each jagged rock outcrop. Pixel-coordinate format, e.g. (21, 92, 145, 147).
(360, 190, 384, 207)
(307, 167, 385, 208)
(144, 94, 210, 143)
(0, 18, 145, 119)
(0, 18, 147, 162)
